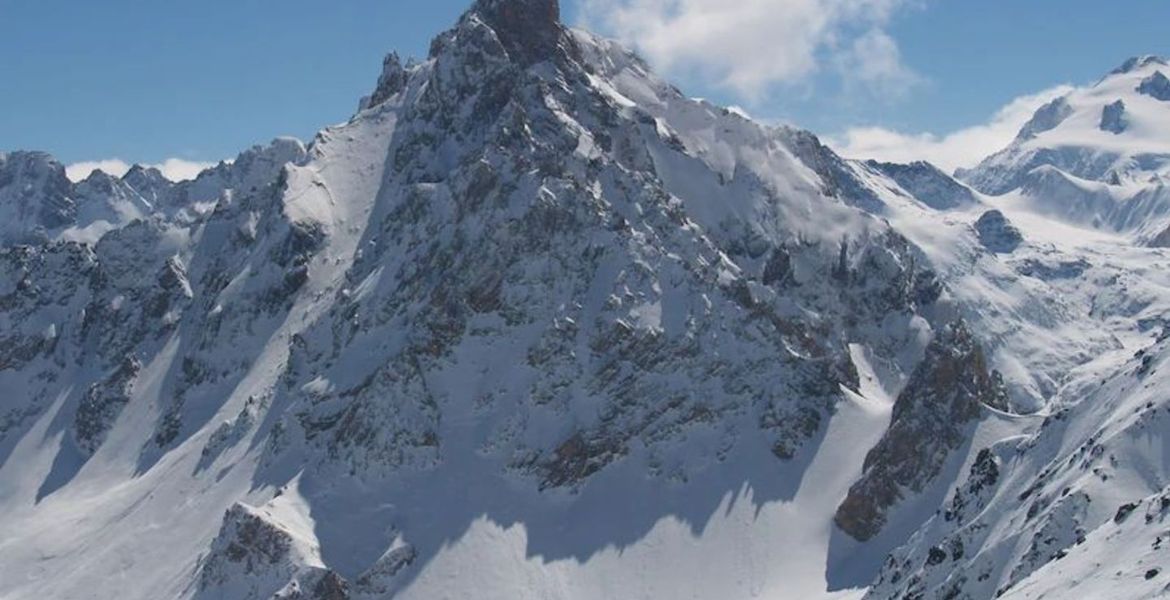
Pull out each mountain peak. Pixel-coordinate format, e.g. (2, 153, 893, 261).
(1, 150, 61, 170)
(472, 0, 560, 27)
(465, 0, 564, 65)
(122, 164, 167, 183)
(1111, 55, 1168, 75)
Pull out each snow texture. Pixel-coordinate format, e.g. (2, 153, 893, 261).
(0, 4, 1168, 600)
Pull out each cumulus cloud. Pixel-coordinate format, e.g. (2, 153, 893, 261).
(65, 160, 134, 182)
(578, 0, 920, 98)
(829, 85, 1075, 173)
(66, 158, 218, 182)
(836, 29, 920, 100)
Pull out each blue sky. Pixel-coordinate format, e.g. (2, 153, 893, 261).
(1, 0, 1167, 177)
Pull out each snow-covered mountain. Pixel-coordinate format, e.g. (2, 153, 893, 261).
(855, 54, 1170, 600)
(1, 2, 1169, 599)
(960, 55, 1170, 245)
(0, 140, 309, 247)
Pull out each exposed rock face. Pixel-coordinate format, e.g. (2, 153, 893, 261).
(835, 321, 1008, 541)
(309, 571, 350, 600)
(866, 448, 1004, 599)
(426, 0, 566, 69)
(1016, 97, 1073, 141)
(1137, 71, 1170, 101)
(362, 52, 409, 109)
(352, 544, 417, 596)
(0, 242, 98, 445)
(470, 0, 563, 65)
(0, 152, 76, 243)
(1113, 55, 1168, 75)
(200, 503, 350, 600)
(201, 504, 299, 588)
(865, 331, 1170, 600)
(0, 245, 81, 371)
(1101, 99, 1129, 134)
(0, 2, 1019, 598)
(73, 356, 141, 455)
(943, 448, 1001, 526)
(975, 209, 1024, 253)
(253, 0, 945, 492)
(121, 164, 172, 205)
(867, 160, 977, 210)
(787, 129, 885, 212)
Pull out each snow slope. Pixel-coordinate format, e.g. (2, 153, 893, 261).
(0, 2, 954, 599)
(848, 116, 1170, 598)
(1, 3, 1169, 600)
(961, 55, 1170, 244)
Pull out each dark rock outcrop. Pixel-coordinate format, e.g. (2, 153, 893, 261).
(835, 321, 1008, 541)
(867, 160, 977, 210)
(466, 0, 564, 66)
(1138, 71, 1170, 101)
(202, 504, 295, 584)
(944, 448, 1001, 525)
(199, 503, 354, 600)
(121, 164, 174, 205)
(786, 129, 884, 212)
(1100, 100, 1129, 134)
(1112, 55, 1168, 75)
(975, 209, 1024, 253)
(363, 52, 409, 110)
(1016, 97, 1073, 141)
(73, 357, 142, 455)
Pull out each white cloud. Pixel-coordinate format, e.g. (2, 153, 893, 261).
(829, 85, 1075, 173)
(578, 0, 920, 98)
(65, 160, 133, 182)
(66, 158, 218, 183)
(836, 29, 920, 100)
(153, 158, 218, 181)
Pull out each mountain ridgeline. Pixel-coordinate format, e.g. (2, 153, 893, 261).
(2, 2, 1170, 599)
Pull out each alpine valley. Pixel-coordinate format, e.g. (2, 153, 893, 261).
(2, 2, 1170, 599)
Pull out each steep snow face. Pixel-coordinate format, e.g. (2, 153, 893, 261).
(960, 56, 1170, 243)
(836, 322, 1008, 543)
(854, 137, 1170, 599)
(865, 322, 1170, 600)
(0, 2, 963, 600)
(3, 2, 1168, 599)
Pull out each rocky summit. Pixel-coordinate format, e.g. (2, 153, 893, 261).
(3, 4, 1170, 600)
